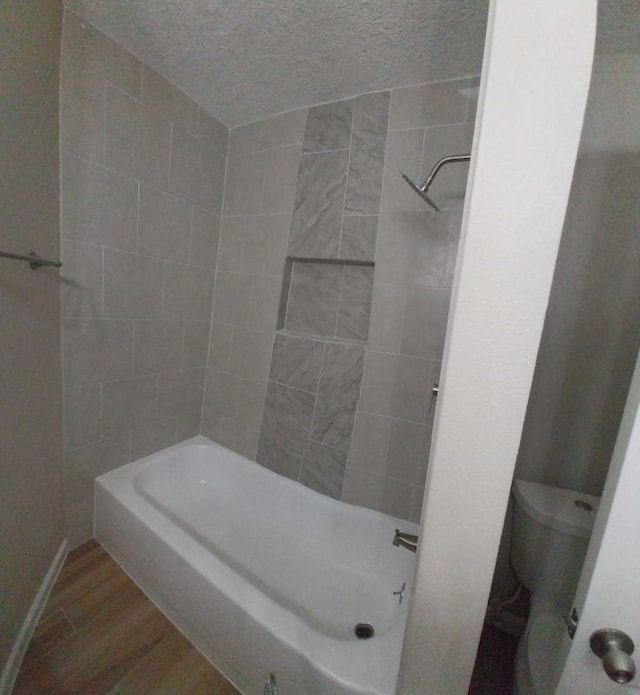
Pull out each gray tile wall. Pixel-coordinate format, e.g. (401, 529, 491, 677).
(256, 94, 388, 498)
(60, 9, 227, 546)
(343, 78, 478, 522)
(256, 335, 365, 499)
(206, 78, 477, 520)
(60, 9, 478, 541)
(201, 108, 305, 458)
(288, 92, 390, 260)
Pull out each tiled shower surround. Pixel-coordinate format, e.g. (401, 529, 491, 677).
(61, 9, 478, 544)
(203, 79, 478, 521)
(59, 10, 226, 545)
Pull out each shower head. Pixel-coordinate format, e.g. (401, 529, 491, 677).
(401, 172, 440, 212)
(400, 154, 472, 213)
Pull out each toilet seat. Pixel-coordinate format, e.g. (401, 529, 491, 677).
(515, 602, 567, 695)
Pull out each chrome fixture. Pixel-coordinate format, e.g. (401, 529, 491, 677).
(429, 383, 439, 412)
(590, 629, 636, 684)
(0, 250, 62, 270)
(401, 153, 471, 212)
(393, 581, 407, 605)
(264, 672, 278, 694)
(393, 529, 419, 553)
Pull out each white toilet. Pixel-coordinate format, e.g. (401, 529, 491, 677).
(511, 479, 600, 694)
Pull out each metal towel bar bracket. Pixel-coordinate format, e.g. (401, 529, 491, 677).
(0, 250, 62, 270)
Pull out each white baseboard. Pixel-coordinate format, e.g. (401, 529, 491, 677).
(0, 538, 69, 695)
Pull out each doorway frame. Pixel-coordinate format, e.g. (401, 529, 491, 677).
(397, 2, 598, 692)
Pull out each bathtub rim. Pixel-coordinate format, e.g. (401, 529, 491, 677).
(94, 435, 419, 695)
(107, 434, 419, 529)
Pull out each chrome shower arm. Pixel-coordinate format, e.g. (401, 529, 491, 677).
(421, 154, 471, 191)
(400, 153, 471, 212)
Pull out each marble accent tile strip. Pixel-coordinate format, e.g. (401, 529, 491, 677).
(302, 99, 354, 154)
(344, 91, 390, 215)
(311, 342, 365, 450)
(299, 441, 348, 499)
(288, 150, 349, 258)
(256, 380, 316, 480)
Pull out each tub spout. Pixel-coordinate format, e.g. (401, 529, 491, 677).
(393, 529, 418, 553)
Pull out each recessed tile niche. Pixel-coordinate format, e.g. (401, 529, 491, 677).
(278, 257, 374, 342)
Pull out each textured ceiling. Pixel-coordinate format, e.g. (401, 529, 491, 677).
(597, 0, 640, 55)
(65, 0, 638, 129)
(64, 0, 489, 127)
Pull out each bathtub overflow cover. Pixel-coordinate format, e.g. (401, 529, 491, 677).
(354, 623, 375, 640)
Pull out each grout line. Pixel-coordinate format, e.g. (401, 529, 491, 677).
(276, 328, 366, 348)
(373, 101, 390, 224)
(299, 340, 327, 483)
(100, 247, 105, 318)
(299, 145, 351, 157)
(266, 376, 318, 398)
(388, 120, 468, 135)
(131, 320, 137, 377)
(333, 268, 347, 337)
(104, 78, 145, 109)
(102, 81, 108, 165)
(418, 126, 430, 186)
(199, 140, 228, 432)
(160, 261, 166, 319)
(62, 148, 137, 185)
(179, 320, 187, 371)
(381, 405, 393, 473)
(140, 64, 146, 104)
(281, 262, 294, 331)
(223, 210, 293, 220)
(61, 148, 221, 217)
(337, 102, 356, 259)
(167, 122, 174, 191)
(346, 461, 418, 490)
(134, 182, 141, 254)
(257, 151, 268, 215)
(356, 407, 431, 428)
(187, 205, 195, 265)
(394, 284, 408, 356)
(228, 140, 303, 161)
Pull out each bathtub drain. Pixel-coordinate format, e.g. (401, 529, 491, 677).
(354, 623, 375, 639)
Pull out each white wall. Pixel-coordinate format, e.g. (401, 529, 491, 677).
(554, 53, 640, 695)
(516, 53, 640, 497)
(0, 0, 65, 673)
(397, 2, 597, 692)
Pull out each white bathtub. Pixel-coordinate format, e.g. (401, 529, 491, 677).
(95, 436, 418, 695)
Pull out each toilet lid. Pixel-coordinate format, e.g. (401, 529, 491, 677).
(513, 480, 599, 538)
(527, 607, 567, 694)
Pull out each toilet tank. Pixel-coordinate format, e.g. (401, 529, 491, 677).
(511, 480, 599, 612)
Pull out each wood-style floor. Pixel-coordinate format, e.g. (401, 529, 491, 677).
(13, 540, 241, 695)
(14, 539, 518, 695)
